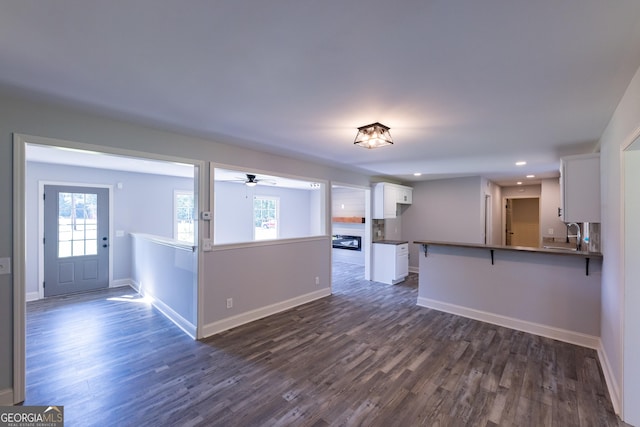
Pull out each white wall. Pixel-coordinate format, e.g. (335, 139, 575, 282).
(623, 146, 640, 426)
(418, 245, 602, 345)
(488, 181, 502, 245)
(401, 176, 484, 270)
(214, 181, 314, 244)
(25, 161, 194, 296)
(540, 178, 567, 243)
(599, 62, 640, 422)
(501, 184, 541, 198)
(331, 187, 365, 217)
(0, 90, 370, 395)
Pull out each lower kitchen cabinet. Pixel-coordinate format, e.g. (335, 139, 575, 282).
(372, 241, 409, 285)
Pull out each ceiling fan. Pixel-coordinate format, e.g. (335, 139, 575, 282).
(225, 173, 277, 187)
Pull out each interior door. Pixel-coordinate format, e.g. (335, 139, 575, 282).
(44, 185, 109, 297)
(510, 198, 540, 247)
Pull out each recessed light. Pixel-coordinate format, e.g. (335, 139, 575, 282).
(517, 181, 523, 185)
(515, 161, 527, 166)
(413, 172, 422, 176)
(526, 174, 535, 178)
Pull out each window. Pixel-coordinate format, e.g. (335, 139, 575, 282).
(254, 196, 279, 240)
(213, 167, 327, 245)
(174, 190, 195, 243)
(58, 191, 98, 257)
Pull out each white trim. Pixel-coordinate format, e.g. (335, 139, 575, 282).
(25, 292, 39, 302)
(130, 280, 197, 339)
(0, 388, 14, 406)
(110, 278, 134, 288)
(598, 345, 622, 415)
(196, 162, 208, 339)
(621, 128, 640, 423)
(202, 287, 331, 338)
(212, 235, 329, 251)
(409, 266, 419, 274)
(417, 296, 600, 349)
(330, 181, 373, 281)
(13, 134, 26, 404)
(14, 132, 206, 403)
(37, 180, 114, 300)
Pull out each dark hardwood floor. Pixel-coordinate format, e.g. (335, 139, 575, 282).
(24, 262, 626, 426)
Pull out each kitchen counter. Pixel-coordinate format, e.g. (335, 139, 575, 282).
(413, 240, 602, 259)
(373, 240, 409, 245)
(413, 239, 602, 348)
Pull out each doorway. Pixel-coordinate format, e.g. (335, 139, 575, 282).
(331, 184, 371, 282)
(505, 197, 540, 247)
(43, 185, 110, 297)
(13, 133, 205, 404)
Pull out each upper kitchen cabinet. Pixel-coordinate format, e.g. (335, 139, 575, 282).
(372, 182, 413, 219)
(396, 185, 412, 204)
(560, 153, 600, 223)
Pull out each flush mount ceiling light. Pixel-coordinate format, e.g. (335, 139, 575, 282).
(354, 122, 393, 149)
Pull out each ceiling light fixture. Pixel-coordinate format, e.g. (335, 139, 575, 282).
(526, 174, 535, 178)
(354, 122, 393, 149)
(413, 172, 422, 176)
(517, 181, 523, 185)
(515, 161, 527, 166)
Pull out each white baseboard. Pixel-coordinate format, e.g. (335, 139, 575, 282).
(409, 266, 419, 274)
(110, 278, 134, 288)
(0, 388, 14, 406)
(202, 287, 332, 338)
(417, 297, 600, 349)
(25, 292, 39, 302)
(131, 280, 196, 339)
(597, 346, 621, 415)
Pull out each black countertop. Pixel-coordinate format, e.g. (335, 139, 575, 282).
(413, 240, 602, 259)
(373, 240, 409, 245)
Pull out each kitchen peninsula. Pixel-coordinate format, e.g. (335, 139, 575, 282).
(413, 240, 603, 348)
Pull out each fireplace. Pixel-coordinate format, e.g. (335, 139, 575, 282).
(332, 235, 362, 251)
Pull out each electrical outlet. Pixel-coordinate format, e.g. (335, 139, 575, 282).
(0, 257, 10, 275)
(548, 228, 554, 235)
(315, 276, 320, 285)
(226, 298, 233, 309)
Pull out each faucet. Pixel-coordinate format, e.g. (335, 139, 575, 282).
(567, 222, 581, 251)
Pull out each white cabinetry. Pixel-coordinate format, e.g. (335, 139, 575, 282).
(560, 153, 600, 223)
(372, 242, 409, 285)
(396, 186, 412, 204)
(372, 183, 413, 219)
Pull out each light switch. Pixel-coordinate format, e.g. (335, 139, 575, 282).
(0, 257, 11, 275)
(202, 239, 213, 252)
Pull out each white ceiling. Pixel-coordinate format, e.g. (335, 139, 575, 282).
(3, 1, 640, 185)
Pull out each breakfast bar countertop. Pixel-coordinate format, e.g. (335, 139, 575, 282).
(412, 240, 602, 259)
(373, 240, 409, 245)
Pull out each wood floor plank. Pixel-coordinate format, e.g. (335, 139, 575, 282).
(23, 262, 628, 426)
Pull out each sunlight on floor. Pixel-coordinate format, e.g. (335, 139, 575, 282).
(107, 293, 153, 304)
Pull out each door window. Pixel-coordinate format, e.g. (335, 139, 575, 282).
(57, 192, 98, 257)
